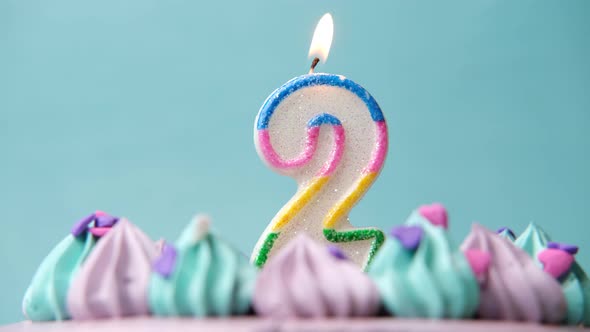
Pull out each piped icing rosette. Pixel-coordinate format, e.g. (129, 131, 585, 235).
(513, 223, 590, 326)
(253, 234, 380, 318)
(67, 218, 158, 319)
(368, 203, 479, 319)
(22, 211, 119, 321)
(149, 215, 256, 317)
(460, 223, 567, 323)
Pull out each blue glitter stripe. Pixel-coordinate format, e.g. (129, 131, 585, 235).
(256, 73, 384, 130)
(307, 113, 342, 127)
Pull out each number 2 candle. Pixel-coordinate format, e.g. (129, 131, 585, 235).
(251, 13, 388, 270)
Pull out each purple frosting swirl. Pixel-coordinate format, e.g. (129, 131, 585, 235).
(460, 224, 567, 323)
(253, 234, 380, 318)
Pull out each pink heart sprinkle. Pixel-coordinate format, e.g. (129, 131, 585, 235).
(89, 227, 110, 237)
(418, 203, 448, 229)
(538, 248, 574, 279)
(464, 249, 491, 278)
(94, 210, 107, 217)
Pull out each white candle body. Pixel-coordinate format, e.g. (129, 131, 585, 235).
(252, 73, 388, 269)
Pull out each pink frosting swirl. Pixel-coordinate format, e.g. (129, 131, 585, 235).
(253, 234, 380, 318)
(67, 219, 157, 319)
(460, 224, 566, 323)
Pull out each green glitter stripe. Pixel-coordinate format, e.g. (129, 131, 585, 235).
(253, 232, 279, 268)
(323, 228, 385, 270)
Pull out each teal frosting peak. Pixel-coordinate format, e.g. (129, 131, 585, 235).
(149, 216, 256, 317)
(514, 223, 548, 255)
(515, 222, 590, 326)
(497, 229, 516, 242)
(22, 232, 96, 321)
(368, 211, 479, 319)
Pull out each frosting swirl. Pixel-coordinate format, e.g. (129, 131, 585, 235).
(514, 223, 590, 326)
(22, 232, 96, 321)
(149, 216, 256, 317)
(368, 208, 479, 318)
(460, 224, 566, 323)
(253, 234, 379, 318)
(496, 227, 516, 241)
(67, 219, 157, 319)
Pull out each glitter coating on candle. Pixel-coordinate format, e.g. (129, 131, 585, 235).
(252, 73, 388, 270)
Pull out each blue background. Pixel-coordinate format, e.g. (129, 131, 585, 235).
(1, 0, 589, 324)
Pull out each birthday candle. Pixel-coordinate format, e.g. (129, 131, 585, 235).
(251, 14, 387, 270)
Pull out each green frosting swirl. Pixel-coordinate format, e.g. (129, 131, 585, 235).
(368, 211, 479, 318)
(22, 232, 96, 321)
(149, 219, 256, 317)
(514, 223, 590, 326)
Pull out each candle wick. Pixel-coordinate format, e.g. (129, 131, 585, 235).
(309, 57, 320, 74)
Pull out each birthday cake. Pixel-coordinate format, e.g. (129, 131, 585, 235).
(20, 204, 590, 329)
(14, 13, 589, 332)
(18, 72, 590, 330)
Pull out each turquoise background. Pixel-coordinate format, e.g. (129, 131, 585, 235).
(1, 0, 589, 324)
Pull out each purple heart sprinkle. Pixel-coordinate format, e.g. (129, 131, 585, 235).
(496, 227, 516, 239)
(95, 214, 118, 227)
(391, 226, 423, 250)
(548, 242, 578, 255)
(71, 213, 96, 236)
(153, 243, 178, 278)
(327, 245, 347, 260)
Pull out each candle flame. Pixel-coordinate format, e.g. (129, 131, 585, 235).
(308, 13, 334, 64)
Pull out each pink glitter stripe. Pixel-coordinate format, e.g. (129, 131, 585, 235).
(318, 125, 345, 177)
(258, 125, 345, 176)
(258, 128, 319, 169)
(363, 121, 388, 174)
